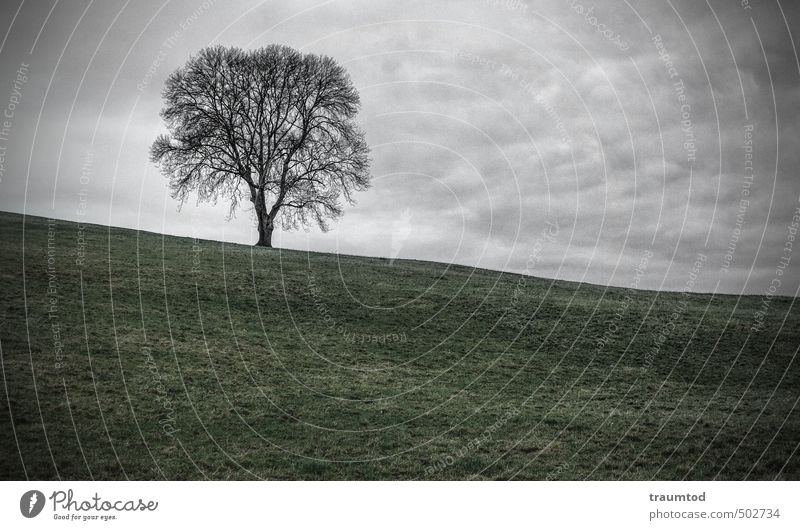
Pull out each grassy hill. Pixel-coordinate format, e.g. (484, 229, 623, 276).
(0, 210, 797, 480)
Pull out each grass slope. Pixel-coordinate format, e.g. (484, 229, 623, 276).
(0, 210, 798, 480)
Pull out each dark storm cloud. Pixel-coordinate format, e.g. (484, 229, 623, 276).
(0, 0, 798, 294)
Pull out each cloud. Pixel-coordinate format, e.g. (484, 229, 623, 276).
(0, 0, 798, 295)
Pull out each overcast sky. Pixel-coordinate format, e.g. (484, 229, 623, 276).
(0, 0, 798, 295)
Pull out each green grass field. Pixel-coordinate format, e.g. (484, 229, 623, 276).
(0, 210, 797, 480)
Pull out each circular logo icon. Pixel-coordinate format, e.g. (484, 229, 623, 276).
(20, 490, 45, 518)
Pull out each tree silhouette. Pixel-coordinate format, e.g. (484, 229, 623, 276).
(151, 45, 370, 247)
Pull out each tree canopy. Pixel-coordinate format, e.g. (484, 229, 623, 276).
(151, 44, 370, 247)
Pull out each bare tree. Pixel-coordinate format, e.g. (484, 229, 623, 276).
(151, 45, 370, 247)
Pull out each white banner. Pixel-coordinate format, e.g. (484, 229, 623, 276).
(1, 481, 797, 529)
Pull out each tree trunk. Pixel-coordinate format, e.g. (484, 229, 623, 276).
(252, 188, 274, 248)
(257, 220, 274, 247)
